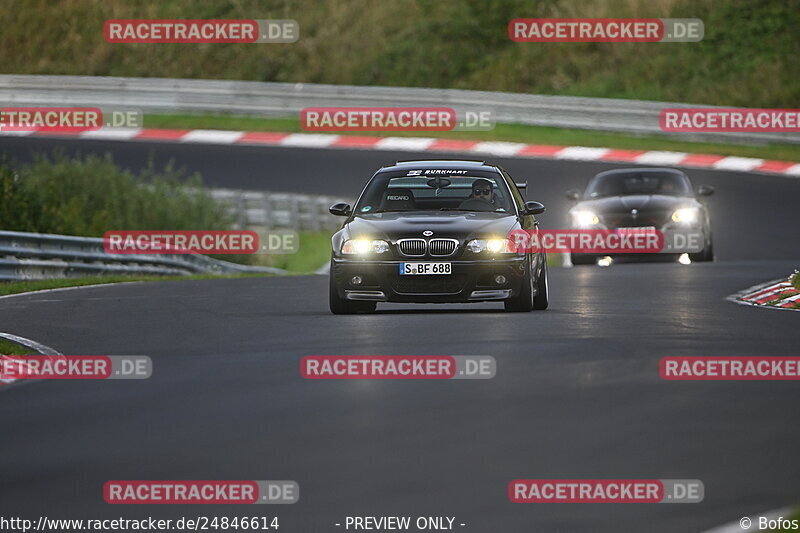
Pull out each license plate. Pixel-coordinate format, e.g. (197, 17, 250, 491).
(399, 262, 452, 275)
(616, 226, 656, 234)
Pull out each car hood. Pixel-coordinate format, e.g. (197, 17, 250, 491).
(576, 194, 697, 213)
(343, 211, 519, 241)
(573, 195, 701, 226)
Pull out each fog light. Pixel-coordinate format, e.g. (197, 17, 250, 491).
(351, 276, 363, 285)
(494, 275, 507, 285)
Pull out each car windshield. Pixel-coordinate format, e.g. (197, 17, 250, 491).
(354, 172, 514, 214)
(585, 172, 693, 199)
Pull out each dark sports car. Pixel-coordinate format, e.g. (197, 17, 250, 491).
(565, 167, 714, 265)
(328, 160, 548, 314)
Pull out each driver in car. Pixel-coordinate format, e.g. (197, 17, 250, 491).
(658, 179, 677, 194)
(458, 178, 495, 210)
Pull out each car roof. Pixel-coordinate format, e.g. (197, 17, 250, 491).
(381, 160, 496, 171)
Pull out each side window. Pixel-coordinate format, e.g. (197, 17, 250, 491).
(502, 169, 525, 211)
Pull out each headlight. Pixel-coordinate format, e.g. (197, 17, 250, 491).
(572, 210, 599, 226)
(671, 207, 699, 224)
(341, 239, 390, 255)
(467, 238, 515, 254)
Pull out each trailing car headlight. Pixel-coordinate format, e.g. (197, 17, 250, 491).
(572, 210, 600, 227)
(671, 207, 699, 224)
(467, 238, 516, 254)
(341, 239, 390, 255)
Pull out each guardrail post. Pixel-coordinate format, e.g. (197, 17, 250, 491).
(309, 196, 321, 232)
(235, 192, 247, 230)
(290, 196, 300, 229)
(263, 192, 273, 230)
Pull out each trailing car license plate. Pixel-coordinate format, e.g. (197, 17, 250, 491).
(616, 226, 656, 233)
(399, 262, 452, 275)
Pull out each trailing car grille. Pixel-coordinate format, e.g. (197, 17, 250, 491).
(608, 214, 662, 227)
(428, 239, 458, 256)
(398, 239, 426, 256)
(392, 274, 467, 294)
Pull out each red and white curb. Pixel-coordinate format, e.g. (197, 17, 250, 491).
(3, 128, 800, 177)
(726, 277, 800, 311)
(0, 331, 62, 388)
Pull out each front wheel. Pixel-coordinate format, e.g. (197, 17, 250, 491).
(570, 253, 596, 265)
(329, 262, 377, 314)
(504, 259, 534, 312)
(533, 258, 549, 310)
(689, 239, 714, 262)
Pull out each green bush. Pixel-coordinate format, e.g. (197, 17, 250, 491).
(0, 158, 40, 231)
(0, 152, 232, 236)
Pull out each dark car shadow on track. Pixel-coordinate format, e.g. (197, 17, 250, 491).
(371, 307, 576, 315)
(299, 307, 575, 316)
(296, 308, 505, 316)
(372, 307, 506, 314)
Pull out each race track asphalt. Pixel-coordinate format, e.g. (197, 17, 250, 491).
(0, 137, 799, 532)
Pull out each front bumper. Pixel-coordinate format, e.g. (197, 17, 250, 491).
(568, 224, 709, 260)
(332, 257, 527, 303)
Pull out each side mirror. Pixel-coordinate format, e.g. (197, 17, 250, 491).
(697, 185, 715, 196)
(522, 201, 545, 215)
(329, 202, 352, 216)
(565, 189, 580, 201)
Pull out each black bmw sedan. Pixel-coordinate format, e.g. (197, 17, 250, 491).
(565, 167, 715, 265)
(328, 160, 548, 314)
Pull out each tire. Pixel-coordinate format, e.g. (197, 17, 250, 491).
(533, 258, 549, 310)
(570, 253, 595, 265)
(504, 258, 534, 312)
(329, 262, 377, 314)
(689, 239, 714, 262)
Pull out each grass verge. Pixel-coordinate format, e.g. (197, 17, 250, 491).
(546, 254, 564, 268)
(0, 338, 34, 356)
(765, 510, 800, 531)
(144, 114, 800, 163)
(258, 231, 333, 273)
(0, 273, 276, 299)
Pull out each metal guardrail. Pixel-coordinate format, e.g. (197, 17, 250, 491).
(0, 74, 797, 145)
(0, 230, 286, 281)
(211, 188, 346, 231)
(0, 186, 346, 281)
